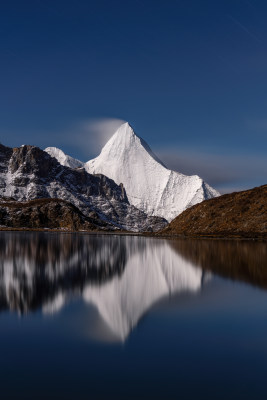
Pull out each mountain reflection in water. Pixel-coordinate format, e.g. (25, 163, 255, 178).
(0, 232, 266, 341)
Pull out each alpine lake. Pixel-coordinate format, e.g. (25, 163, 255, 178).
(0, 231, 266, 400)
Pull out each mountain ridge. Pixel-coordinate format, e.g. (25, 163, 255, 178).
(0, 143, 167, 232)
(45, 146, 83, 169)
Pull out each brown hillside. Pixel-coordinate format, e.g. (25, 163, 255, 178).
(0, 197, 100, 231)
(160, 185, 267, 239)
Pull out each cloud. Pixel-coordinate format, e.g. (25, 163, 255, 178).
(58, 117, 126, 159)
(80, 118, 126, 152)
(155, 147, 267, 194)
(0, 117, 126, 161)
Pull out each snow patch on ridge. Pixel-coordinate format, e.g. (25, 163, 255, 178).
(45, 147, 84, 169)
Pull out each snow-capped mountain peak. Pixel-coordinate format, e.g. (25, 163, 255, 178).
(40, 122, 219, 223)
(85, 122, 220, 221)
(96, 122, 166, 167)
(45, 147, 84, 169)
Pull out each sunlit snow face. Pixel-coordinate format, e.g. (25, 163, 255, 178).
(84, 122, 219, 221)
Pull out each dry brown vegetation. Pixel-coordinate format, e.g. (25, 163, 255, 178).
(160, 184, 267, 239)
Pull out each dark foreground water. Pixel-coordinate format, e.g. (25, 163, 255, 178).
(0, 232, 267, 400)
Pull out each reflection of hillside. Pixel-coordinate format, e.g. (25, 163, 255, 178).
(170, 239, 267, 289)
(0, 233, 127, 313)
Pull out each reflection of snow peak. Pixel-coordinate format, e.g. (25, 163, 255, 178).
(83, 241, 202, 341)
(0, 233, 205, 341)
(42, 292, 66, 315)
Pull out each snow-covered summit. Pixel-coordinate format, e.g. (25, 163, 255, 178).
(92, 122, 166, 168)
(85, 122, 220, 221)
(45, 147, 83, 169)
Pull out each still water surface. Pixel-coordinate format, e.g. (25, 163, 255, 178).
(0, 232, 267, 399)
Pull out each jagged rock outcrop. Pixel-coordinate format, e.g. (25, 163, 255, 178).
(0, 144, 167, 232)
(160, 184, 267, 239)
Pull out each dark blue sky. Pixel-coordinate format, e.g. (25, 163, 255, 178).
(1, 0, 266, 192)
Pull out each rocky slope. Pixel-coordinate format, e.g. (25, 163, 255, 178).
(0, 197, 101, 231)
(0, 143, 167, 232)
(160, 184, 267, 238)
(46, 122, 219, 222)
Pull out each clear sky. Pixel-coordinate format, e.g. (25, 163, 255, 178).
(1, 0, 266, 193)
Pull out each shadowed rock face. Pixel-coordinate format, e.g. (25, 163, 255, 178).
(0, 144, 167, 232)
(0, 144, 12, 175)
(0, 198, 100, 230)
(161, 184, 267, 239)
